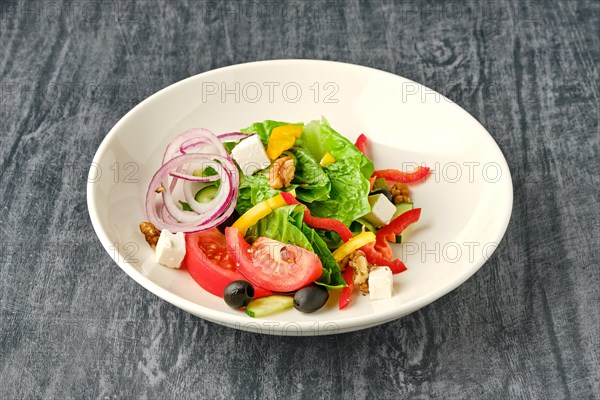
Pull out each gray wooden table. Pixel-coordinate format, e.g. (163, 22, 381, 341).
(1, 1, 598, 399)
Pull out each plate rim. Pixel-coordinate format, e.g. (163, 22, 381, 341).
(87, 59, 514, 335)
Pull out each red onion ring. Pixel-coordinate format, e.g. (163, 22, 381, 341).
(169, 170, 220, 182)
(218, 132, 253, 142)
(180, 159, 233, 215)
(162, 128, 227, 164)
(146, 128, 252, 233)
(146, 151, 240, 233)
(180, 132, 255, 155)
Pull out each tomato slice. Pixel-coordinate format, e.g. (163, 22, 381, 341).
(225, 227, 323, 292)
(184, 229, 272, 298)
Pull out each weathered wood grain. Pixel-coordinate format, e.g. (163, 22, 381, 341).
(0, 0, 598, 399)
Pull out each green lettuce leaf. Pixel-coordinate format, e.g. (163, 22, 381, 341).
(300, 118, 374, 225)
(314, 228, 343, 251)
(288, 147, 331, 202)
(179, 200, 192, 211)
(238, 117, 373, 225)
(301, 224, 346, 289)
(235, 120, 307, 214)
(236, 174, 278, 215)
(235, 174, 297, 215)
(245, 205, 313, 251)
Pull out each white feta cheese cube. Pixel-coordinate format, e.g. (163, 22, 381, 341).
(155, 229, 186, 268)
(231, 134, 271, 176)
(368, 266, 393, 300)
(363, 194, 397, 227)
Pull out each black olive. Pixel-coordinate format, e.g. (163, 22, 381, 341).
(370, 188, 393, 203)
(217, 210, 240, 233)
(223, 280, 254, 309)
(293, 285, 329, 313)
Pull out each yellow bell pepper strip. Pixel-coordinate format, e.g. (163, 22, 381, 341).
(332, 231, 376, 262)
(232, 191, 295, 236)
(319, 152, 336, 167)
(266, 125, 303, 160)
(288, 125, 303, 138)
(265, 193, 288, 209)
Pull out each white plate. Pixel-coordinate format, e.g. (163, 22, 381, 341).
(87, 60, 512, 336)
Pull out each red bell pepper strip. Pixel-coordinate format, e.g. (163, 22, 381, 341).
(280, 191, 354, 242)
(303, 213, 354, 243)
(280, 191, 300, 206)
(374, 208, 422, 261)
(354, 133, 367, 154)
(373, 166, 430, 183)
(361, 243, 407, 274)
(377, 208, 422, 241)
(339, 267, 355, 309)
(373, 241, 393, 261)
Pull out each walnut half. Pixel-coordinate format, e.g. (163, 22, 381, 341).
(348, 250, 371, 293)
(268, 156, 295, 189)
(390, 182, 411, 204)
(140, 221, 161, 249)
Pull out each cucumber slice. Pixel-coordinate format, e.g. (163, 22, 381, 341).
(392, 202, 414, 219)
(372, 177, 387, 191)
(179, 200, 193, 211)
(246, 295, 294, 318)
(355, 217, 377, 233)
(193, 166, 218, 177)
(192, 167, 221, 188)
(195, 185, 219, 203)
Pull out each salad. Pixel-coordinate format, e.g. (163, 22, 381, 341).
(140, 118, 429, 317)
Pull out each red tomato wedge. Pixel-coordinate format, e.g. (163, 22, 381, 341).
(184, 229, 272, 298)
(225, 227, 323, 292)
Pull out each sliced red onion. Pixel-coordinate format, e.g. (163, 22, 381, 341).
(180, 133, 254, 154)
(145, 153, 240, 233)
(169, 170, 220, 182)
(161, 204, 179, 225)
(162, 128, 226, 164)
(217, 132, 253, 142)
(180, 138, 210, 154)
(146, 127, 247, 233)
(163, 129, 252, 160)
(182, 164, 231, 214)
(161, 156, 236, 224)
